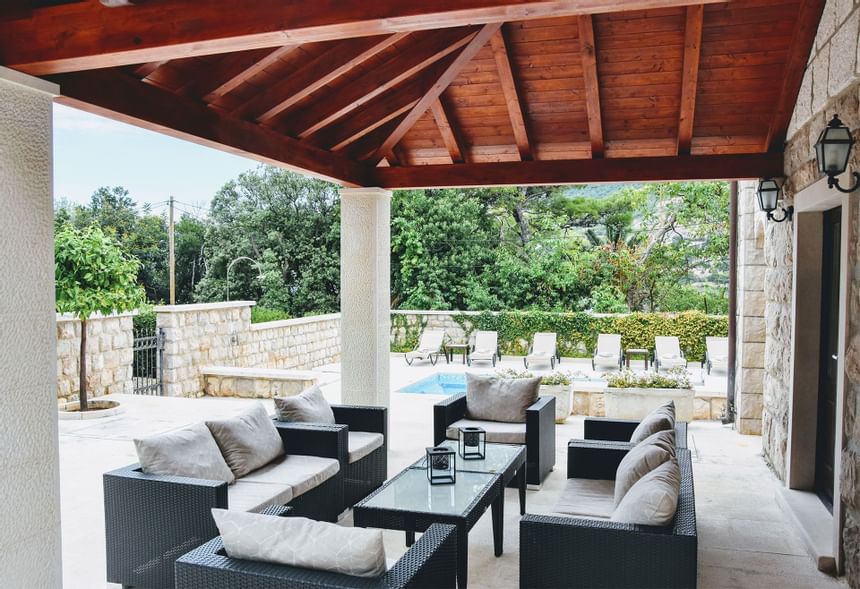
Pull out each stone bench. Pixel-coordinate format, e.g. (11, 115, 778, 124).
(201, 366, 318, 399)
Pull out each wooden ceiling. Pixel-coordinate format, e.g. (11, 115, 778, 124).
(0, 0, 824, 188)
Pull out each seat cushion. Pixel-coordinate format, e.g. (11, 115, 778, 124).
(348, 432, 385, 464)
(553, 478, 615, 519)
(228, 479, 294, 513)
(614, 429, 675, 506)
(274, 385, 335, 425)
(446, 418, 526, 445)
(629, 401, 675, 444)
(465, 372, 540, 423)
(212, 509, 386, 578)
(611, 458, 681, 527)
(241, 454, 340, 499)
(134, 422, 235, 484)
(206, 403, 285, 478)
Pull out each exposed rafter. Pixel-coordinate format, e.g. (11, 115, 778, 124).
(52, 69, 371, 187)
(430, 96, 468, 164)
(370, 23, 501, 164)
(677, 5, 704, 155)
(577, 15, 604, 158)
(201, 45, 299, 103)
(372, 153, 785, 188)
(490, 27, 531, 161)
(0, 0, 732, 75)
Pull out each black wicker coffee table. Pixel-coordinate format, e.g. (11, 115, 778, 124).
(353, 468, 502, 588)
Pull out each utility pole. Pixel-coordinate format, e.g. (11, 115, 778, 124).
(168, 196, 176, 305)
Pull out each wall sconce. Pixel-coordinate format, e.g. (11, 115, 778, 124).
(814, 114, 859, 193)
(757, 178, 793, 223)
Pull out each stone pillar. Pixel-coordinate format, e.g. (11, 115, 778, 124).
(0, 67, 62, 586)
(340, 188, 391, 407)
(734, 180, 767, 435)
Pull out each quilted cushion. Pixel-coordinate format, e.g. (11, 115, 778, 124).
(212, 509, 386, 578)
(629, 401, 675, 444)
(134, 422, 235, 484)
(614, 429, 675, 506)
(465, 372, 540, 423)
(206, 404, 285, 478)
(274, 385, 335, 424)
(611, 458, 681, 526)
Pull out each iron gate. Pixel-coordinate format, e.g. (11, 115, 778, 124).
(132, 326, 164, 395)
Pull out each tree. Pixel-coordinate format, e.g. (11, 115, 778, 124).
(55, 225, 145, 410)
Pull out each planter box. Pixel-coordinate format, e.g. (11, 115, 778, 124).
(604, 387, 694, 422)
(540, 383, 572, 424)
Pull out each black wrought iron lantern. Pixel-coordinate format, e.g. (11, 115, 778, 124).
(426, 446, 456, 485)
(756, 177, 793, 223)
(814, 114, 859, 193)
(458, 426, 486, 460)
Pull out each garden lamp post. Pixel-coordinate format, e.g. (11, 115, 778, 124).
(226, 256, 263, 301)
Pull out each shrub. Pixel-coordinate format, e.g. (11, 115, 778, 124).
(251, 307, 291, 324)
(133, 305, 156, 332)
(495, 368, 571, 386)
(390, 313, 429, 353)
(605, 368, 691, 389)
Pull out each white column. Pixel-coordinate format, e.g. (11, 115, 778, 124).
(0, 67, 62, 586)
(340, 187, 391, 407)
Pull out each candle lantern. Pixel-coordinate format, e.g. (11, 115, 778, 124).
(458, 426, 486, 460)
(426, 446, 456, 485)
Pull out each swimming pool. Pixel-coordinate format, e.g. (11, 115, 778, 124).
(399, 373, 466, 395)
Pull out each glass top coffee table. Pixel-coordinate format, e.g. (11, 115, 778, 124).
(353, 468, 502, 589)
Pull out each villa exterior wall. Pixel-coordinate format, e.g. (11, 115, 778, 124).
(55, 313, 135, 403)
(156, 301, 340, 397)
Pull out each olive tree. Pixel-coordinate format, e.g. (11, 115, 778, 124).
(55, 225, 144, 410)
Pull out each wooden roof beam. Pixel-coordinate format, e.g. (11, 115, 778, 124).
(677, 5, 703, 155)
(578, 15, 604, 158)
(765, 0, 827, 151)
(201, 45, 298, 102)
(1, 0, 733, 75)
(51, 69, 372, 187)
(431, 96, 468, 164)
(370, 23, 502, 164)
(490, 27, 531, 161)
(372, 153, 785, 189)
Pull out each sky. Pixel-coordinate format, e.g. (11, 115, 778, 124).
(53, 103, 260, 211)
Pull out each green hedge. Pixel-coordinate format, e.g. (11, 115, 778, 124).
(444, 310, 727, 362)
(251, 307, 292, 324)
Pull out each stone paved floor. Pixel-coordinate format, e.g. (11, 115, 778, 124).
(59, 355, 844, 588)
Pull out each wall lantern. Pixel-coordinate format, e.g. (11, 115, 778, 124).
(814, 114, 859, 193)
(757, 178, 793, 223)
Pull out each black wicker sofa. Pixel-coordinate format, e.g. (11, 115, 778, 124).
(104, 421, 346, 589)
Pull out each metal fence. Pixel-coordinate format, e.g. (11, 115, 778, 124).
(132, 327, 164, 395)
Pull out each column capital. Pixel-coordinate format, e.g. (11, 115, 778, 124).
(339, 186, 392, 199)
(0, 66, 58, 96)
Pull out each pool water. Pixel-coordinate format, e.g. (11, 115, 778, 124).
(400, 373, 466, 395)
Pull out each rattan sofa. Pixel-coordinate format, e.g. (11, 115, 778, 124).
(433, 392, 555, 486)
(175, 506, 458, 589)
(275, 404, 388, 508)
(104, 422, 346, 589)
(519, 435, 697, 588)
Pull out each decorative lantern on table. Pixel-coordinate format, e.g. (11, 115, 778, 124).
(458, 426, 486, 460)
(426, 446, 456, 485)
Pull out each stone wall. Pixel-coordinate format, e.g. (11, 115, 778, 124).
(55, 313, 135, 403)
(774, 0, 860, 583)
(391, 310, 474, 346)
(156, 301, 340, 397)
(573, 390, 726, 420)
(734, 181, 767, 435)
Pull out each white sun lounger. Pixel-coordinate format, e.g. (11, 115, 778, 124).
(705, 336, 729, 374)
(405, 329, 445, 366)
(592, 333, 623, 371)
(468, 330, 499, 366)
(524, 332, 558, 369)
(654, 336, 688, 372)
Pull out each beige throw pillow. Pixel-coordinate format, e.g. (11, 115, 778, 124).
(274, 385, 336, 424)
(206, 404, 285, 478)
(611, 458, 681, 526)
(629, 401, 675, 444)
(465, 373, 541, 423)
(212, 509, 386, 578)
(134, 422, 235, 484)
(614, 429, 676, 506)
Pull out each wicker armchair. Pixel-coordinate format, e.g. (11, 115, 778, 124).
(433, 392, 555, 486)
(175, 513, 458, 589)
(104, 422, 346, 589)
(520, 447, 697, 589)
(274, 404, 388, 509)
(582, 417, 688, 449)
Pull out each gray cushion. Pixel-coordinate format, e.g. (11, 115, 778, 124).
(274, 385, 335, 424)
(228, 480, 294, 513)
(611, 458, 681, 526)
(212, 509, 386, 578)
(241, 454, 340, 499)
(134, 422, 235, 484)
(465, 373, 540, 423)
(554, 478, 615, 519)
(614, 429, 675, 506)
(446, 418, 526, 445)
(206, 404, 285, 478)
(629, 401, 675, 444)
(348, 432, 385, 464)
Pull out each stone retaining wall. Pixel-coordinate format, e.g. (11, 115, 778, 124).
(56, 313, 134, 403)
(201, 366, 318, 399)
(571, 390, 726, 420)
